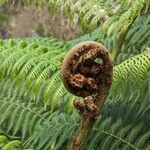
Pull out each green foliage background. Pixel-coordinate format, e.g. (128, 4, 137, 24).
(0, 0, 150, 149)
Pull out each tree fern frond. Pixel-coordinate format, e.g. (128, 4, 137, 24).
(0, 134, 23, 150)
(101, 0, 149, 37)
(2, 0, 149, 36)
(0, 135, 9, 148)
(2, 140, 23, 150)
(0, 50, 26, 78)
(124, 18, 150, 50)
(91, 122, 147, 150)
(50, 83, 67, 111)
(25, 61, 51, 87)
(0, 96, 51, 139)
(43, 71, 61, 104)
(31, 65, 57, 94)
(112, 50, 150, 93)
(23, 98, 149, 150)
(110, 15, 150, 64)
(0, 37, 69, 109)
(0, 75, 149, 149)
(105, 75, 150, 128)
(16, 57, 43, 83)
(11, 53, 38, 78)
(24, 111, 79, 150)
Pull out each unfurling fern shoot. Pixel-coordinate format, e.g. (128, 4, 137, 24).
(61, 41, 113, 150)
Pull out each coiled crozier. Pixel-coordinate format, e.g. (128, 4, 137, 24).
(61, 41, 113, 98)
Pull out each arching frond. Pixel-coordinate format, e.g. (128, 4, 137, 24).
(115, 15, 150, 63)
(0, 37, 69, 109)
(23, 76, 150, 149)
(112, 50, 150, 93)
(0, 63, 149, 149)
(0, 134, 23, 150)
(2, 0, 149, 35)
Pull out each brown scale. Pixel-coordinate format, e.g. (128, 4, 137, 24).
(69, 74, 98, 91)
(83, 48, 99, 60)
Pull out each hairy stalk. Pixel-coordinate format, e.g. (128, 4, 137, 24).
(61, 41, 113, 150)
(111, 23, 131, 64)
(72, 86, 110, 150)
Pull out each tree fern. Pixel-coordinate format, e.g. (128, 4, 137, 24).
(0, 0, 149, 149)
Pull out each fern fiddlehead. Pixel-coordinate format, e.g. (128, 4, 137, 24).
(61, 41, 113, 150)
(61, 41, 113, 97)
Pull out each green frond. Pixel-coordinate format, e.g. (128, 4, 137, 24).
(101, 0, 149, 37)
(11, 53, 37, 78)
(112, 50, 150, 93)
(2, 140, 23, 150)
(24, 111, 79, 150)
(16, 57, 44, 83)
(0, 71, 149, 149)
(90, 121, 148, 150)
(124, 15, 150, 50)
(31, 65, 57, 93)
(0, 96, 52, 139)
(0, 34, 149, 111)
(2, 0, 149, 35)
(0, 37, 70, 109)
(25, 61, 52, 86)
(0, 50, 26, 78)
(111, 15, 150, 64)
(0, 135, 9, 148)
(0, 134, 24, 150)
(43, 71, 62, 104)
(23, 80, 150, 149)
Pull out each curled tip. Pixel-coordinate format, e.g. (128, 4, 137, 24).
(61, 41, 113, 97)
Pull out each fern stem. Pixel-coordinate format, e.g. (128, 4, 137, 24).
(72, 87, 110, 150)
(61, 41, 113, 150)
(111, 23, 131, 64)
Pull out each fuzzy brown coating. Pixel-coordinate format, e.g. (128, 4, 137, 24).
(61, 41, 113, 97)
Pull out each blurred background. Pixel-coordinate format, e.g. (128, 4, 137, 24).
(0, 3, 80, 40)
